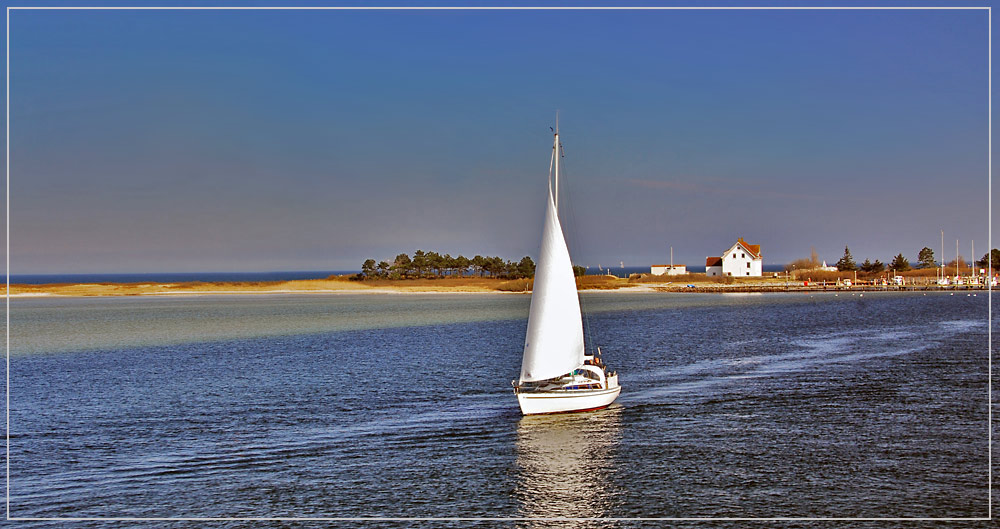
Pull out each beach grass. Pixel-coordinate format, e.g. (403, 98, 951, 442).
(14, 266, 980, 298)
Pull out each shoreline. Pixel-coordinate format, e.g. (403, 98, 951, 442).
(7, 276, 986, 299)
(7, 277, 529, 298)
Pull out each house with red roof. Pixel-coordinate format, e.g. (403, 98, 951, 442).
(706, 237, 762, 277)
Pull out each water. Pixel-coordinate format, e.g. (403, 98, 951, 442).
(7, 292, 992, 523)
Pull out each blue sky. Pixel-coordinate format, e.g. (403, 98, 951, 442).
(4, 3, 992, 273)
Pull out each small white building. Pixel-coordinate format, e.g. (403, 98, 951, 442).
(706, 237, 763, 277)
(650, 264, 687, 276)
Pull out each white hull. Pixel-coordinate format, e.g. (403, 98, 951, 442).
(516, 385, 621, 415)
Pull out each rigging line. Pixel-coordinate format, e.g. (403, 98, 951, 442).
(548, 138, 555, 196)
(557, 144, 596, 356)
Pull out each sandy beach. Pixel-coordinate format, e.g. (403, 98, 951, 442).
(8, 274, 848, 298)
(8, 277, 505, 297)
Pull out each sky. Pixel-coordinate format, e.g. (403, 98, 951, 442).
(3, 2, 993, 274)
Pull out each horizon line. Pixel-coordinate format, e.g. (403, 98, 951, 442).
(6, 6, 992, 10)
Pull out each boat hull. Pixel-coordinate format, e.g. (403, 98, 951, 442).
(516, 385, 621, 415)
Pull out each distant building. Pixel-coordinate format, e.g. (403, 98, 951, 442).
(705, 257, 723, 276)
(819, 260, 838, 272)
(706, 237, 763, 277)
(651, 264, 687, 276)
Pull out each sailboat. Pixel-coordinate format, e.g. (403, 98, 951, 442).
(512, 125, 621, 415)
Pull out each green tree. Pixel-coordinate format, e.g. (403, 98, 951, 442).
(504, 259, 517, 279)
(376, 261, 390, 278)
(392, 253, 412, 278)
(573, 265, 587, 277)
(454, 255, 470, 277)
(488, 256, 505, 278)
(425, 251, 443, 278)
(836, 246, 857, 271)
(977, 249, 1000, 270)
(412, 250, 427, 278)
(870, 259, 885, 274)
(361, 259, 377, 279)
(889, 253, 910, 271)
(478, 256, 490, 278)
(517, 256, 536, 278)
(859, 259, 874, 273)
(917, 247, 936, 269)
(472, 255, 486, 277)
(441, 253, 455, 277)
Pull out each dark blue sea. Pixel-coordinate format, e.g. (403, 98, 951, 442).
(6, 292, 994, 525)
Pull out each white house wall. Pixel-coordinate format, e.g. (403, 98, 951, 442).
(652, 265, 687, 276)
(721, 245, 762, 277)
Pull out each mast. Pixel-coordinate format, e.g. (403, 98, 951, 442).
(553, 116, 560, 211)
(520, 118, 585, 383)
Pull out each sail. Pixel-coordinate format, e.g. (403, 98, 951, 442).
(520, 187, 585, 383)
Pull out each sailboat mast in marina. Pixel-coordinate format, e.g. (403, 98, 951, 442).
(512, 124, 622, 415)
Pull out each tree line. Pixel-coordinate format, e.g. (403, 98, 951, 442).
(357, 251, 536, 280)
(832, 246, 1000, 273)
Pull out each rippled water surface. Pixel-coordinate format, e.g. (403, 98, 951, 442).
(8, 292, 993, 522)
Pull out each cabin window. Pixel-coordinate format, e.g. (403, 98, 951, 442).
(742, 253, 745, 258)
(732, 253, 736, 258)
(746, 262, 750, 268)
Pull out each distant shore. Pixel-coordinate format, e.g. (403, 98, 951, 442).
(5, 274, 695, 297)
(8, 273, 988, 298)
(8, 277, 497, 297)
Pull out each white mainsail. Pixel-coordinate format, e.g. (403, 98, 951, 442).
(519, 134, 585, 383)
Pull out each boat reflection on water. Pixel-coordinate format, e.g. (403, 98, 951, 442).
(514, 406, 623, 525)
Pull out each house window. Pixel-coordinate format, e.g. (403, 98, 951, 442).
(746, 272, 750, 276)
(732, 253, 736, 258)
(742, 253, 745, 258)
(746, 262, 750, 269)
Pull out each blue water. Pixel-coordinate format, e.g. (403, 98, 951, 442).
(6, 292, 993, 522)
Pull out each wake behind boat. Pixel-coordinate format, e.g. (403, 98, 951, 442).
(512, 124, 621, 415)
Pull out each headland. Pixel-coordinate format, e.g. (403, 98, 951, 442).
(8, 273, 987, 298)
